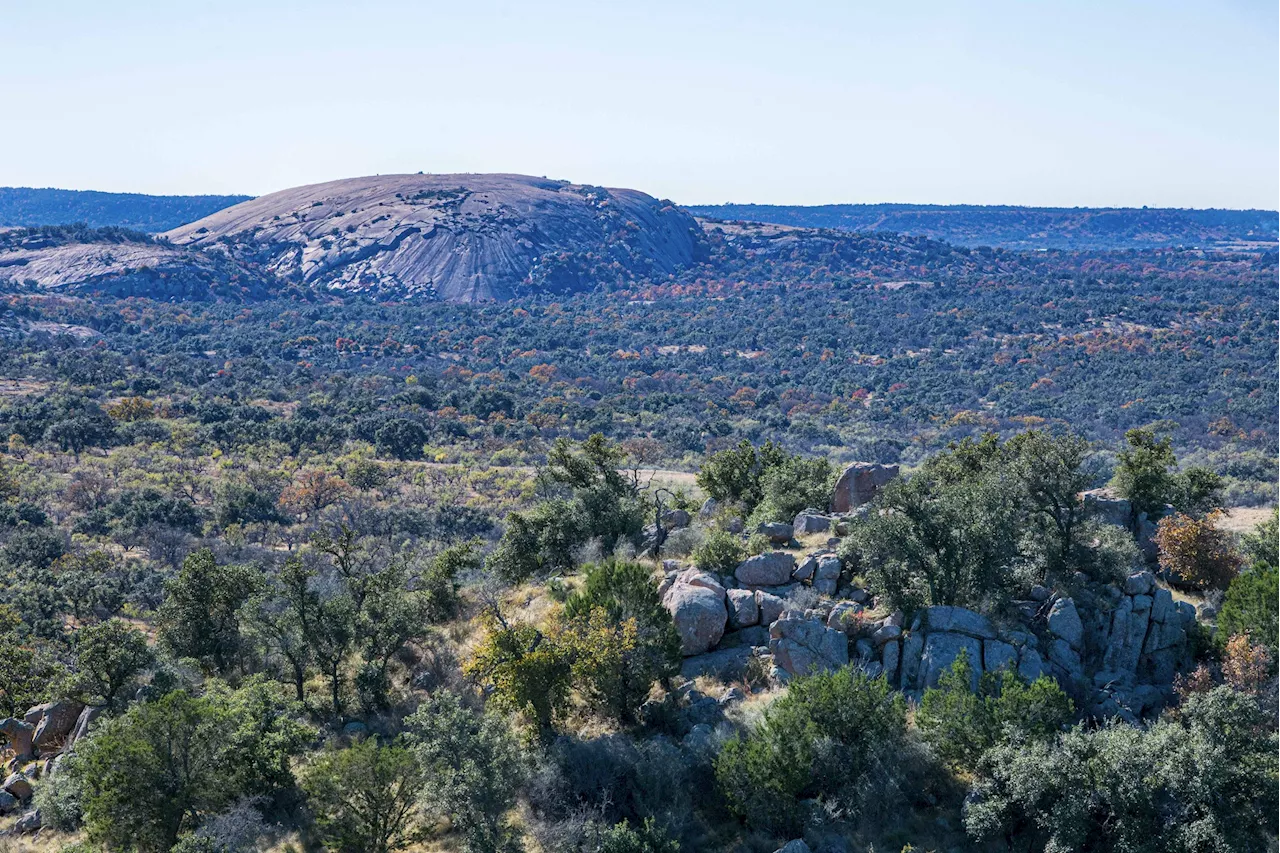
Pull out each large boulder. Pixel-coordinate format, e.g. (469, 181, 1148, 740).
(983, 639, 1018, 674)
(792, 511, 831, 534)
(831, 463, 898, 513)
(680, 646, 754, 680)
(756, 522, 794, 543)
(919, 632, 982, 690)
(2, 772, 32, 801)
(769, 616, 850, 677)
(726, 589, 760, 629)
(67, 705, 104, 749)
(29, 700, 83, 754)
(662, 582, 727, 656)
(1047, 598, 1084, 650)
(756, 591, 787, 626)
(919, 605, 995, 640)
(1082, 488, 1132, 528)
(0, 720, 34, 762)
(735, 552, 795, 587)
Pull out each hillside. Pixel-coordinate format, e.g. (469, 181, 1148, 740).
(0, 224, 275, 300)
(685, 203, 1279, 250)
(0, 187, 250, 232)
(166, 173, 704, 301)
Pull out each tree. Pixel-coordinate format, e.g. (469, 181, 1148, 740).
(964, 687, 1278, 852)
(1218, 564, 1279, 661)
(74, 618, 153, 708)
(715, 666, 906, 835)
(1005, 430, 1094, 571)
(375, 418, 427, 460)
(278, 469, 351, 517)
(72, 685, 311, 852)
(245, 557, 319, 702)
(562, 560, 681, 724)
(1240, 508, 1278, 571)
(751, 452, 834, 525)
(407, 692, 526, 853)
(915, 649, 1072, 772)
(302, 737, 424, 853)
(1112, 428, 1178, 523)
(158, 549, 263, 674)
(464, 618, 573, 736)
(840, 467, 1021, 610)
(1155, 510, 1241, 590)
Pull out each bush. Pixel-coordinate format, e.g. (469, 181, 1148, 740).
(691, 530, 744, 574)
(1155, 510, 1241, 590)
(407, 692, 526, 853)
(598, 818, 680, 853)
(915, 649, 1073, 771)
(715, 666, 906, 834)
(964, 687, 1278, 852)
(1218, 564, 1279, 660)
(302, 737, 424, 853)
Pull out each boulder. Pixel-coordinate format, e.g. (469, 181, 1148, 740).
(921, 605, 995, 640)
(663, 582, 728, 656)
(756, 591, 787, 626)
(735, 552, 795, 586)
(31, 700, 83, 753)
(698, 497, 719, 519)
(1017, 648, 1045, 682)
(900, 631, 924, 690)
(793, 555, 817, 581)
(1125, 571, 1155, 596)
(1082, 488, 1132, 528)
(757, 522, 794, 543)
(769, 616, 850, 677)
(726, 588, 760, 629)
(792, 511, 831, 534)
(872, 624, 902, 646)
(831, 463, 899, 513)
(679, 646, 753, 680)
(882, 639, 901, 682)
(662, 508, 691, 529)
(67, 705, 104, 749)
(2, 772, 32, 801)
(920, 632, 982, 690)
(14, 808, 40, 833)
(1047, 598, 1084, 650)
(1028, 584, 1051, 602)
(0, 790, 17, 815)
(0, 720, 34, 762)
(983, 639, 1018, 674)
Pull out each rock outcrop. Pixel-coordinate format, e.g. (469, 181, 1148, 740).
(830, 463, 898, 512)
(167, 174, 704, 302)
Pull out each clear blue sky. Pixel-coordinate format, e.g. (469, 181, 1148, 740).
(2, 1, 1276, 208)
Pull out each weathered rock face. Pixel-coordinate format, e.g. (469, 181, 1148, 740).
(662, 580, 728, 656)
(830, 463, 899, 512)
(735, 552, 795, 586)
(0, 227, 275, 299)
(167, 174, 704, 302)
(30, 700, 83, 752)
(769, 615, 849, 677)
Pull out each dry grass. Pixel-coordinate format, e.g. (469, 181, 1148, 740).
(1216, 505, 1274, 533)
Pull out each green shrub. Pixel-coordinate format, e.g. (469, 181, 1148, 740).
(691, 530, 745, 574)
(714, 666, 906, 834)
(598, 818, 680, 853)
(1218, 564, 1279, 660)
(302, 737, 424, 853)
(915, 649, 1073, 771)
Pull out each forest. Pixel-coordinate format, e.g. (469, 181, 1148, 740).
(0, 245, 1276, 851)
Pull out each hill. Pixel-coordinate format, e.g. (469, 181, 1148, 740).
(684, 203, 1279, 250)
(0, 224, 276, 300)
(165, 173, 704, 301)
(0, 187, 250, 232)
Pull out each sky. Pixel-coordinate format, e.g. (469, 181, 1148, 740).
(1, 1, 1276, 209)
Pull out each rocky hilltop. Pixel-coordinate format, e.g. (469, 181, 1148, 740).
(165, 174, 704, 301)
(0, 224, 273, 300)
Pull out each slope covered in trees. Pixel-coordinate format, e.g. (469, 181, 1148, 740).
(0, 187, 251, 232)
(686, 203, 1280, 250)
